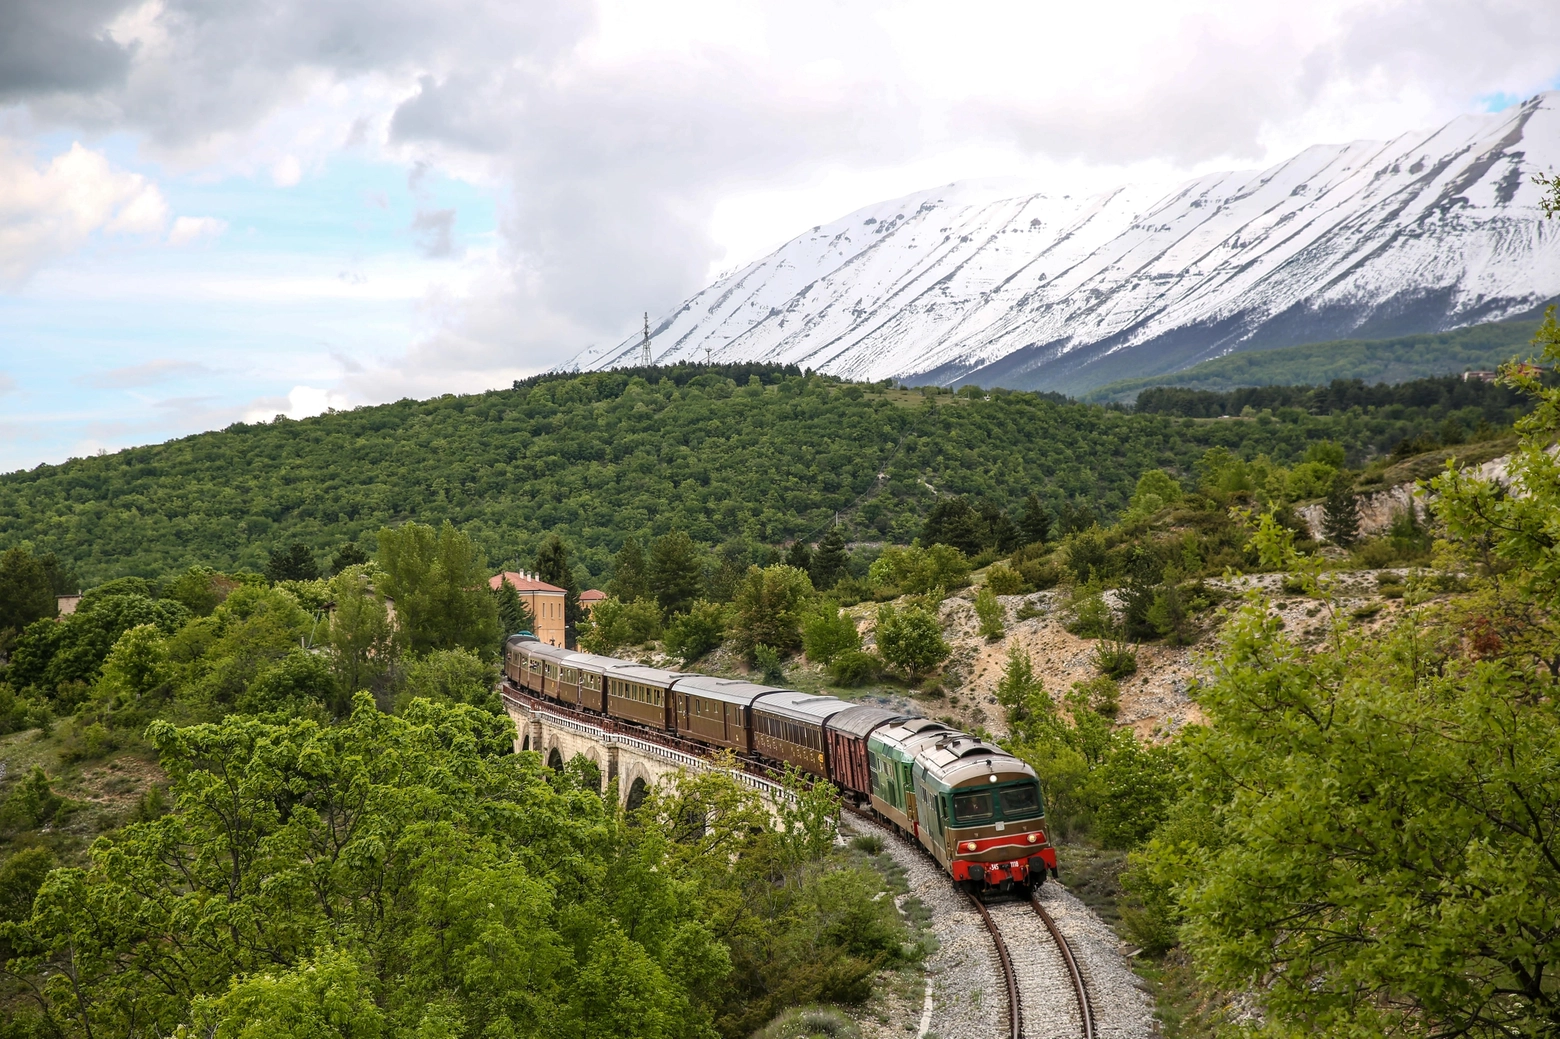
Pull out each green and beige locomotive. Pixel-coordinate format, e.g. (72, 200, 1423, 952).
(503, 633, 1058, 893)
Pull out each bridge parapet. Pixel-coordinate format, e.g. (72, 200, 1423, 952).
(502, 689, 794, 809)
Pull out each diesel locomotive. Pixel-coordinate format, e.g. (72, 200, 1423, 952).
(504, 633, 1058, 893)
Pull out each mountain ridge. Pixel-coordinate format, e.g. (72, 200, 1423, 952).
(1081, 314, 1551, 402)
(569, 93, 1560, 394)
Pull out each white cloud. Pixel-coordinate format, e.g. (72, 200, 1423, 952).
(271, 155, 302, 186)
(0, 139, 171, 282)
(167, 215, 227, 244)
(244, 384, 350, 423)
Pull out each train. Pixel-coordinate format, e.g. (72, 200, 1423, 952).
(504, 633, 1058, 893)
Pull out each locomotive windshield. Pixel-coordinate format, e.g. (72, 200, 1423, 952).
(951, 790, 995, 823)
(1000, 782, 1042, 817)
(950, 780, 1044, 825)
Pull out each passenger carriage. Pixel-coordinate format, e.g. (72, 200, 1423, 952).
(560, 651, 616, 713)
(601, 662, 684, 730)
(667, 675, 784, 753)
(750, 691, 851, 778)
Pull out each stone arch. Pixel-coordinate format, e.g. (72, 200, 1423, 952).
(625, 776, 649, 812)
(546, 747, 564, 771)
(521, 732, 530, 752)
(570, 752, 603, 793)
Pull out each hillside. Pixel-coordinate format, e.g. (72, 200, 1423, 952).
(0, 363, 1529, 585)
(571, 94, 1560, 394)
(1082, 315, 1546, 401)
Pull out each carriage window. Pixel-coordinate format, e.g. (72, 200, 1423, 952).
(1000, 783, 1042, 817)
(952, 790, 995, 823)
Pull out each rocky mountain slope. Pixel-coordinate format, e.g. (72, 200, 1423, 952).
(571, 93, 1560, 395)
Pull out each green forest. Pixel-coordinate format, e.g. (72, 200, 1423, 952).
(0, 359, 1534, 589)
(1084, 314, 1547, 401)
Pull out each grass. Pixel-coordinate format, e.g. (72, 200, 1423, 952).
(0, 726, 164, 865)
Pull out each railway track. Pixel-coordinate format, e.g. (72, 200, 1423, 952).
(842, 806, 1096, 1039)
(973, 892, 1096, 1039)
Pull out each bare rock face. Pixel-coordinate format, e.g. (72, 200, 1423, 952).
(1297, 449, 1516, 541)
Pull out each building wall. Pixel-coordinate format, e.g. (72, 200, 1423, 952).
(516, 589, 567, 646)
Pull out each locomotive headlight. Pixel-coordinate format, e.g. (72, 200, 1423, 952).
(962, 841, 978, 852)
(1027, 833, 1038, 844)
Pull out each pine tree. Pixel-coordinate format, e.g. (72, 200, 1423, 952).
(265, 543, 319, 583)
(1019, 493, 1052, 547)
(533, 535, 580, 627)
(810, 526, 849, 590)
(329, 541, 368, 574)
(785, 539, 814, 579)
(921, 497, 984, 556)
(648, 531, 702, 617)
(493, 576, 536, 640)
(610, 537, 651, 602)
(1322, 475, 1361, 547)
(979, 502, 1020, 554)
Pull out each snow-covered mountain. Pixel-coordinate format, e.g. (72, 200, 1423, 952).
(568, 93, 1560, 394)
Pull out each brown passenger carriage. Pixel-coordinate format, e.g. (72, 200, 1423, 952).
(599, 662, 683, 731)
(668, 675, 785, 752)
(751, 691, 851, 778)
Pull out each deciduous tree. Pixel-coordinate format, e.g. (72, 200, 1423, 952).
(377, 522, 499, 656)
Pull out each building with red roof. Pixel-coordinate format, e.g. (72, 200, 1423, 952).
(490, 571, 568, 646)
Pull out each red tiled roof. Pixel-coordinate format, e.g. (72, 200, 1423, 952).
(579, 589, 607, 603)
(490, 571, 565, 594)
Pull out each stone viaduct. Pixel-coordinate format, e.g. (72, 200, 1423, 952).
(500, 689, 789, 810)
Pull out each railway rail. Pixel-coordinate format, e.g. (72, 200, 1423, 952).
(842, 804, 1095, 1039)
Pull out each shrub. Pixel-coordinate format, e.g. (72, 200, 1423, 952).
(830, 650, 879, 687)
(974, 586, 1005, 641)
(866, 543, 971, 595)
(875, 605, 950, 681)
(1017, 557, 1061, 590)
(984, 562, 1025, 595)
(59, 721, 116, 763)
(1063, 584, 1112, 638)
(397, 648, 498, 713)
(849, 834, 884, 856)
(1093, 638, 1138, 680)
(802, 605, 861, 666)
(1069, 674, 1121, 719)
(1015, 598, 1046, 621)
(754, 644, 786, 684)
(753, 1006, 861, 1039)
(663, 600, 727, 665)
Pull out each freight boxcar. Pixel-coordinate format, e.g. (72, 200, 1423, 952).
(669, 675, 783, 753)
(751, 691, 851, 778)
(823, 705, 907, 802)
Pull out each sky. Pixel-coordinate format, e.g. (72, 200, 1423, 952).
(1, 0, 1558, 472)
